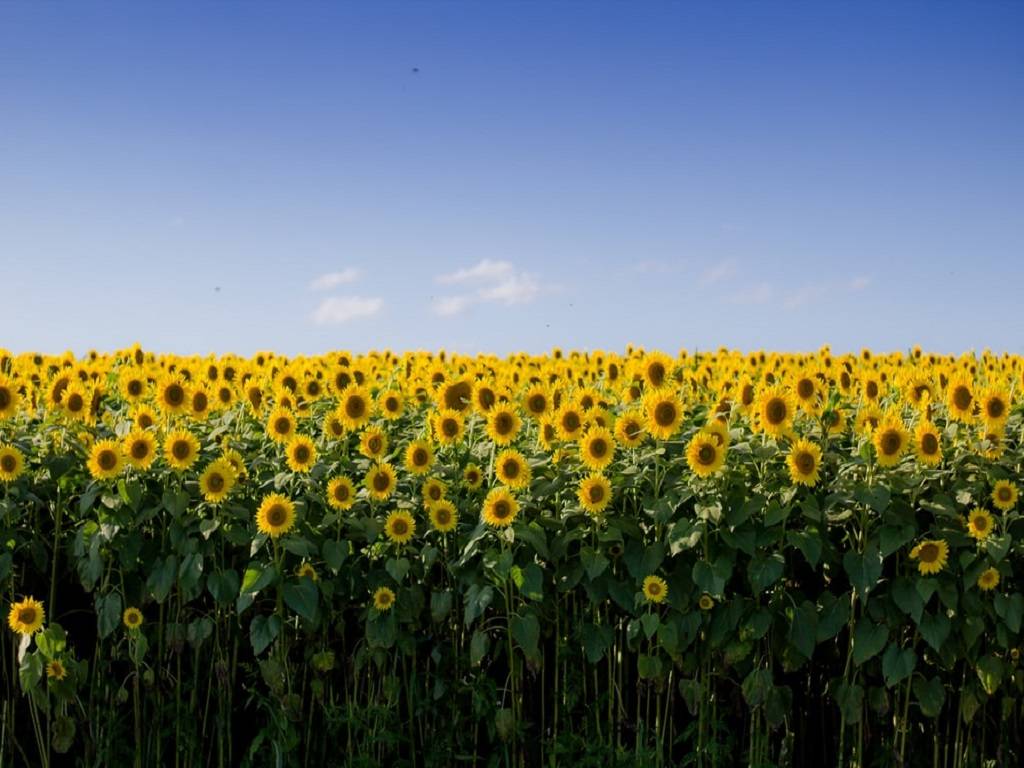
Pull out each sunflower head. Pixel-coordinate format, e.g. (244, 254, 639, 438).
(486, 406, 521, 446)
(0, 444, 26, 483)
(359, 428, 388, 460)
(88, 439, 124, 481)
(991, 480, 1018, 512)
(404, 440, 434, 475)
(256, 493, 297, 538)
(687, 431, 726, 479)
(910, 539, 949, 575)
(579, 426, 616, 471)
(164, 429, 200, 471)
(914, 422, 942, 466)
(965, 507, 994, 541)
(462, 463, 484, 490)
(614, 410, 646, 448)
(482, 487, 519, 528)
(123, 607, 143, 630)
(327, 476, 356, 511)
(977, 567, 1001, 592)
(285, 435, 317, 473)
(642, 575, 668, 604)
(754, 386, 794, 437)
(384, 510, 416, 545)
(432, 409, 465, 445)
(373, 586, 396, 612)
(378, 389, 405, 420)
(46, 659, 68, 680)
(199, 459, 236, 503)
(123, 430, 157, 471)
(7, 597, 45, 635)
(428, 500, 459, 533)
(872, 414, 909, 468)
(644, 390, 685, 441)
(577, 473, 612, 515)
(786, 438, 821, 487)
(365, 463, 397, 502)
(297, 562, 319, 582)
(698, 593, 715, 611)
(266, 407, 297, 443)
(495, 449, 531, 489)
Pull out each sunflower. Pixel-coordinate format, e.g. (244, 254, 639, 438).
(977, 567, 1001, 591)
(189, 386, 212, 420)
(377, 389, 405, 420)
(384, 510, 416, 545)
(429, 500, 459, 533)
(326, 476, 356, 511)
(359, 428, 388, 460)
(910, 539, 949, 575)
(555, 405, 585, 441)
(441, 378, 474, 412)
(523, 384, 551, 419)
(122, 607, 143, 630)
(164, 429, 200, 471)
(578, 473, 612, 515)
(122, 430, 157, 471)
(823, 408, 848, 436)
(46, 659, 67, 680)
(913, 421, 943, 466)
(793, 373, 822, 415)
(495, 449, 531, 489)
(421, 477, 447, 508)
(365, 463, 397, 502)
(199, 459, 236, 504)
(687, 431, 726, 478)
(482, 405, 518, 446)
(614, 410, 646, 448)
(404, 440, 434, 475)
(698, 593, 715, 611)
(256, 493, 297, 538)
(872, 414, 909, 468)
(285, 435, 317, 473)
(373, 586, 396, 612)
(322, 411, 346, 441)
(0, 374, 22, 419)
(946, 372, 975, 422)
(297, 562, 319, 581)
(754, 385, 795, 438)
(991, 480, 1018, 512)
(7, 596, 45, 635)
(156, 377, 189, 415)
(87, 439, 124, 480)
(266, 407, 297, 443)
(642, 575, 668, 604)
(978, 386, 1010, 426)
(640, 352, 674, 390)
(61, 382, 91, 422)
(644, 390, 684, 441)
(131, 404, 158, 431)
(338, 385, 373, 430)
(462, 463, 484, 490)
(432, 408, 465, 445)
(980, 427, 1006, 460)
(482, 487, 519, 528)
(703, 419, 731, 448)
(965, 507, 994, 542)
(578, 426, 616, 471)
(0, 444, 25, 483)
(855, 405, 883, 435)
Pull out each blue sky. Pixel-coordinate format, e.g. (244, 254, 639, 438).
(1, 1, 1021, 357)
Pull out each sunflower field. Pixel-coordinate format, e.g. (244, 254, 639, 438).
(1, 345, 1022, 767)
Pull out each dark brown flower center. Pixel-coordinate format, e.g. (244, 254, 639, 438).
(921, 433, 939, 455)
(373, 472, 391, 492)
(172, 441, 191, 460)
(391, 519, 408, 536)
(795, 451, 815, 474)
(589, 438, 608, 458)
(442, 418, 459, 437)
(986, 397, 1005, 419)
(274, 417, 291, 435)
(495, 413, 514, 435)
(267, 504, 287, 526)
(130, 441, 149, 460)
(345, 396, 366, 419)
(294, 445, 311, 463)
(797, 379, 814, 399)
(18, 607, 37, 624)
(588, 484, 605, 503)
(919, 543, 939, 563)
(880, 430, 902, 455)
(207, 473, 225, 492)
(698, 444, 717, 466)
(98, 449, 118, 470)
(765, 398, 787, 425)
(165, 384, 184, 406)
(502, 459, 520, 479)
(492, 500, 511, 520)
(0, 455, 17, 473)
(654, 402, 677, 427)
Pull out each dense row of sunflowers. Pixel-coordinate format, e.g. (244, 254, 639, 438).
(1, 344, 1022, 767)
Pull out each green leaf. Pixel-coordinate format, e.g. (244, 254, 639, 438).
(917, 610, 950, 652)
(745, 608, 773, 641)
(240, 563, 276, 595)
(913, 675, 945, 718)
(985, 534, 1011, 563)
(880, 525, 915, 558)
(510, 613, 540, 661)
(463, 584, 494, 628)
(788, 601, 817, 660)
(816, 594, 850, 642)
(891, 577, 924, 623)
(742, 668, 773, 708)
(19, 651, 43, 693)
(35, 624, 67, 660)
(385, 557, 409, 583)
(976, 655, 1004, 695)
(516, 563, 544, 601)
(747, 553, 785, 594)
(833, 682, 863, 724)
(640, 612, 660, 640)
(430, 591, 453, 623)
(283, 579, 318, 621)
(581, 623, 614, 664)
(322, 539, 348, 573)
(96, 592, 122, 640)
(147, 555, 177, 603)
(994, 592, 1023, 634)
(882, 644, 916, 687)
(207, 570, 240, 605)
(852, 621, 889, 666)
(854, 483, 890, 513)
(638, 653, 663, 679)
(787, 530, 822, 568)
(843, 545, 883, 600)
(249, 615, 282, 656)
(470, 629, 488, 666)
(580, 547, 610, 579)
(727, 495, 764, 528)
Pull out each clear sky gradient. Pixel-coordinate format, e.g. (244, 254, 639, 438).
(1, 2, 1021, 357)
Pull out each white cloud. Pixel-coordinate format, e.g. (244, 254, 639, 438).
(311, 296, 382, 325)
(436, 259, 513, 285)
(433, 260, 540, 316)
(309, 269, 361, 291)
(700, 260, 738, 287)
(728, 283, 773, 305)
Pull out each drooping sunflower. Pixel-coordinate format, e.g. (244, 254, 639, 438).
(991, 480, 1018, 512)
(753, 385, 795, 438)
(384, 510, 416, 545)
(945, 372, 975, 422)
(7, 596, 45, 635)
(642, 575, 668, 604)
(377, 389, 405, 420)
(482, 487, 519, 528)
(266, 407, 297, 443)
(613, 409, 646, 448)
(644, 389, 684, 441)
(978, 386, 1010, 427)
(297, 562, 318, 581)
(578, 426, 616, 471)
(786, 438, 821, 487)
(0, 374, 22, 419)
(87, 439, 124, 480)
(255, 493, 296, 538)
(198, 459, 236, 504)
(872, 414, 909, 468)
(913, 421, 943, 466)
(365, 462, 397, 502)
(910, 539, 949, 575)
(977, 567, 1001, 592)
(359, 428, 388, 460)
(495, 449, 531, 489)
(285, 435, 317, 473)
(965, 507, 994, 542)
(0, 444, 26, 483)
(432, 408, 466, 445)
(404, 440, 434, 475)
(577, 473, 612, 515)
(373, 586, 396, 612)
(46, 659, 67, 680)
(156, 377, 189, 415)
(122, 430, 157, 471)
(462, 463, 484, 490)
(122, 607, 143, 630)
(338, 385, 373, 431)
(164, 429, 200, 471)
(326, 476, 356, 511)
(687, 431, 726, 478)
(429, 499, 459, 533)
